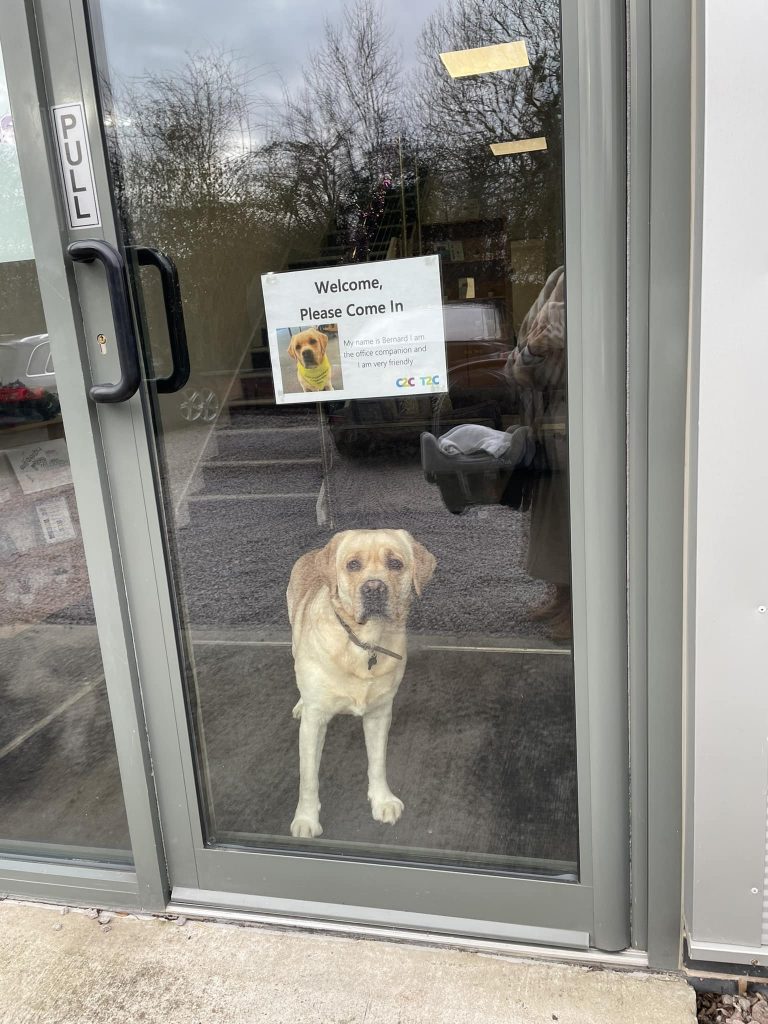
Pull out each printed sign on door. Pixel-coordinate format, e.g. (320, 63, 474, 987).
(262, 255, 447, 404)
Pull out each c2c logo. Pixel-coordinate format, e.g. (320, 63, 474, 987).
(396, 374, 441, 388)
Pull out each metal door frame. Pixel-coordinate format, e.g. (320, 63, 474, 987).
(0, 0, 167, 911)
(84, 0, 623, 948)
(0, 0, 692, 963)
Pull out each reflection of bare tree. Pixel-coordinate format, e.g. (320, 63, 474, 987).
(105, 4, 410, 371)
(259, 0, 406, 254)
(103, 0, 565, 376)
(416, 0, 563, 268)
(110, 51, 261, 242)
(105, 51, 281, 374)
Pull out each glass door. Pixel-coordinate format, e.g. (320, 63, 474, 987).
(10, 0, 629, 946)
(0, 46, 132, 865)
(0, 5, 168, 908)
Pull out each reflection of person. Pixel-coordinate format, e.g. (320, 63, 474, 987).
(287, 328, 334, 392)
(506, 267, 571, 642)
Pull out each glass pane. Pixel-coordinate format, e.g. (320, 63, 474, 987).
(97, 0, 575, 875)
(0, 47, 131, 860)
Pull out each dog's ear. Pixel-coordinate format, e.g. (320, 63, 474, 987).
(396, 530, 436, 596)
(411, 540, 436, 596)
(314, 532, 345, 595)
(287, 336, 298, 361)
(316, 331, 328, 357)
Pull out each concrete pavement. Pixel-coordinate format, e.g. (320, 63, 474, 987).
(0, 901, 696, 1024)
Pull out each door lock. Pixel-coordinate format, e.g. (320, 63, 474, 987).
(97, 333, 108, 354)
(68, 239, 140, 402)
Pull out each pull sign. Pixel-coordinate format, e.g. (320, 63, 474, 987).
(51, 102, 101, 229)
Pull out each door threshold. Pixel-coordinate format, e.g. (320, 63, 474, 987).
(188, 625, 570, 654)
(167, 891, 646, 969)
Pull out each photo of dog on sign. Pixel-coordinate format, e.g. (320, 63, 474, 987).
(276, 323, 342, 394)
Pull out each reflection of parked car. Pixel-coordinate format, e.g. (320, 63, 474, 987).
(326, 300, 519, 455)
(0, 331, 223, 429)
(0, 333, 60, 426)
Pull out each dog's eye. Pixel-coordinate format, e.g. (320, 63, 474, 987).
(387, 557, 404, 571)
(346, 559, 362, 572)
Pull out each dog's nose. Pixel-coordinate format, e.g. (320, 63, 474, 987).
(361, 578, 387, 596)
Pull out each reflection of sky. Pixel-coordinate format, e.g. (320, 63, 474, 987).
(99, 0, 439, 97)
(0, 46, 35, 262)
(0, 46, 12, 120)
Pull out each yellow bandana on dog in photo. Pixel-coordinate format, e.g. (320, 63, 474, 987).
(297, 354, 332, 391)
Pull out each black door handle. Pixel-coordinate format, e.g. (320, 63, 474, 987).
(68, 239, 141, 403)
(134, 246, 191, 393)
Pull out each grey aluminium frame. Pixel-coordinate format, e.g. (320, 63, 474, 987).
(89, 0, 627, 948)
(560, 0, 629, 953)
(4, 0, 631, 950)
(626, 0, 696, 966)
(643, 0, 692, 972)
(0, 0, 168, 912)
(624, 0, 692, 971)
(620, 0, 693, 974)
(627, 0, 652, 957)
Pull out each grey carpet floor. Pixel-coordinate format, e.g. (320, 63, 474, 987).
(0, 631, 577, 872)
(173, 465, 557, 638)
(1, 410, 576, 870)
(194, 643, 577, 871)
(0, 626, 130, 852)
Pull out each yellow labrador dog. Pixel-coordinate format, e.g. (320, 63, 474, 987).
(287, 529, 436, 838)
(287, 328, 334, 392)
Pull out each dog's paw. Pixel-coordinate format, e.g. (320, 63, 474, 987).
(369, 792, 404, 825)
(290, 815, 322, 838)
(292, 699, 303, 720)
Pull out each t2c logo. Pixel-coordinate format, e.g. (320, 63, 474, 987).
(396, 374, 441, 388)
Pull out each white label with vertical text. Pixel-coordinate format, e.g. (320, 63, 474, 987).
(51, 102, 101, 229)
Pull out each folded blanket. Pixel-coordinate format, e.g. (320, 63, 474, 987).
(437, 424, 514, 458)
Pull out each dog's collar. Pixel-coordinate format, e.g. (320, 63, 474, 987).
(334, 611, 403, 671)
(297, 355, 331, 385)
